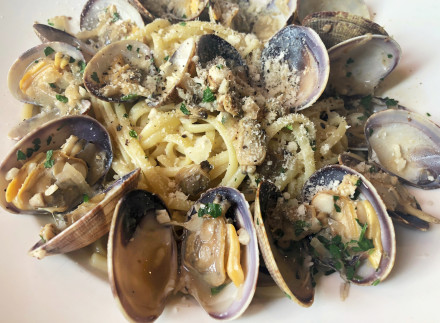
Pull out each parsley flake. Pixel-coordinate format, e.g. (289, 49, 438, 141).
(164, 55, 169, 61)
(49, 83, 56, 88)
(334, 203, 341, 212)
(387, 54, 393, 58)
(372, 279, 381, 286)
(83, 194, 90, 203)
(211, 283, 227, 295)
(44, 46, 55, 56)
(346, 57, 355, 64)
(39, 234, 46, 243)
(198, 203, 222, 218)
(46, 136, 52, 146)
(56, 94, 68, 103)
(427, 112, 431, 117)
(17, 150, 26, 161)
(216, 64, 223, 69)
(111, 12, 121, 23)
(69, 57, 76, 63)
(78, 60, 86, 74)
(129, 129, 138, 139)
(91, 72, 100, 83)
(285, 124, 293, 131)
(121, 94, 139, 101)
(179, 22, 187, 26)
(384, 97, 398, 107)
(180, 103, 190, 115)
(123, 113, 129, 118)
(346, 71, 352, 77)
(44, 150, 55, 168)
(202, 87, 216, 102)
(47, 19, 54, 26)
(126, 44, 133, 51)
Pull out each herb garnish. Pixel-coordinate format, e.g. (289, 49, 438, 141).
(17, 150, 26, 161)
(111, 12, 121, 23)
(179, 22, 187, 26)
(346, 57, 355, 64)
(46, 136, 52, 146)
(372, 279, 380, 286)
(285, 124, 293, 131)
(216, 64, 223, 69)
(198, 203, 222, 218)
(427, 112, 431, 117)
(334, 203, 341, 212)
(123, 113, 129, 118)
(83, 194, 90, 203)
(56, 94, 68, 103)
(69, 57, 76, 63)
(293, 220, 309, 237)
(180, 103, 191, 115)
(121, 94, 139, 101)
(126, 44, 133, 51)
(384, 97, 398, 107)
(44, 46, 55, 56)
(346, 71, 352, 77)
(78, 60, 86, 74)
(129, 129, 138, 139)
(49, 83, 56, 88)
(47, 19, 54, 26)
(202, 87, 216, 102)
(44, 150, 55, 168)
(39, 235, 46, 243)
(164, 55, 169, 61)
(387, 54, 393, 58)
(91, 72, 100, 83)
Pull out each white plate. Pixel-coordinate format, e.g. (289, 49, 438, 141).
(0, 1, 439, 322)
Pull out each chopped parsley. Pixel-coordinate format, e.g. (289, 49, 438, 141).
(182, 14, 187, 19)
(56, 94, 68, 103)
(369, 128, 374, 136)
(369, 166, 377, 173)
(285, 124, 293, 131)
(197, 203, 222, 218)
(284, 292, 292, 299)
(129, 129, 138, 139)
(346, 57, 355, 64)
(280, 167, 286, 173)
(355, 179, 362, 187)
(78, 60, 86, 74)
(221, 115, 227, 124)
(83, 194, 90, 203)
(334, 203, 341, 212)
(352, 219, 375, 252)
(387, 54, 393, 58)
(164, 55, 169, 61)
(384, 97, 398, 107)
(333, 195, 340, 201)
(39, 235, 46, 243)
(255, 177, 261, 186)
(211, 283, 227, 295)
(179, 22, 187, 26)
(126, 45, 132, 51)
(123, 113, 129, 118)
(216, 64, 224, 69)
(357, 115, 366, 121)
(111, 12, 121, 23)
(91, 72, 100, 83)
(360, 95, 373, 114)
(136, 47, 140, 54)
(32, 138, 41, 151)
(44, 150, 55, 168)
(44, 46, 55, 56)
(46, 136, 52, 146)
(427, 112, 431, 117)
(17, 150, 26, 161)
(346, 71, 352, 77)
(34, 60, 39, 64)
(26, 148, 34, 158)
(372, 279, 381, 286)
(180, 103, 191, 115)
(293, 220, 309, 237)
(69, 57, 76, 63)
(121, 94, 139, 101)
(47, 19, 54, 26)
(49, 83, 56, 88)
(202, 87, 216, 102)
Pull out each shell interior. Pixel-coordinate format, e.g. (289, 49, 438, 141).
(297, 0, 370, 23)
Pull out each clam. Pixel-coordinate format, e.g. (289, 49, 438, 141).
(83, 40, 158, 102)
(29, 168, 141, 259)
(0, 115, 112, 215)
(327, 34, 401, 96)
(209, 0, 297, 42)
(33, 24, 96, 62)
(365, 109, 440, 189)
(296, 0, 370, 23)
(8, 41, 86, 107)
(79, 0, 145, 49)
(255, 164, 396, 301)
(108, 187, 259, 321)
(262, 25, 329, 111)
(339, 152, 439, 230)
(301, 165, 396, 285)
(302, 11, 388, 49)
(128, 0, 209, 22)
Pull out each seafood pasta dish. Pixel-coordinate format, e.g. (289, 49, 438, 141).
(0, 0, 439, 322)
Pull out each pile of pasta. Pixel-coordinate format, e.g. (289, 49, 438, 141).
(86, 20, 348, 220)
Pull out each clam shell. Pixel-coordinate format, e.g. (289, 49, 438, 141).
(254, 181, 314, 306)
(29, 168, 141, 259)
(128, 0, 208, 22)
(327, 34, 401, 96)
(296, 0, 370, 23)
(302, 11, 388, 48)
(262, 25, 329, 111)
(33, 24, 96, 62)
(302, 165, 396, 285)
(108, 189, 177, 322)
(0, 115, 113, 215)
(7, 42, 86, 105)
(365, 109, 440, 189)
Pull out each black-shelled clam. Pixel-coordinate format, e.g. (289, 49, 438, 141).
(108, 187, 259, 321)
(262, 25, 329, 111)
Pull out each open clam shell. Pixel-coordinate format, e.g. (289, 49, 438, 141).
(29, 168, 140, 259)
(8, 41, 86, 105)
(262, 25, 329, 111)
(108, 189, 177, 322)
(81, 0, 145, 31)
(302, 165, 396, 285)
(365, 109, 440, 189)
(302, 11, 388, 49)
(0, 115, 113, 215)
(296, 0, 370, 23)
(129, 0, 208, 22)
(83, 40, 157, 102)
(181, 187, 259, 320)
(327, 34, 401, 96)
(254, 181, 314, 306)
(33, 24, 96, 62)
